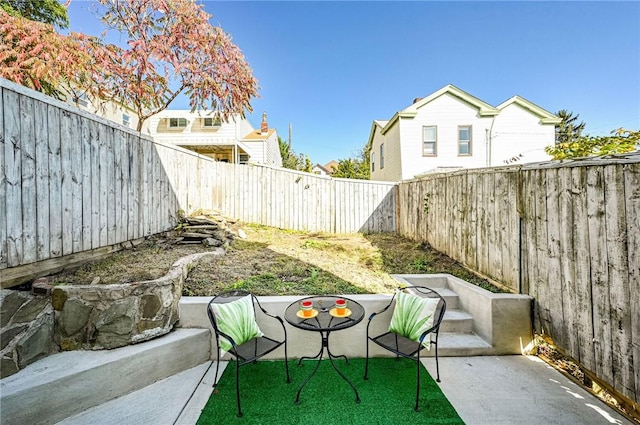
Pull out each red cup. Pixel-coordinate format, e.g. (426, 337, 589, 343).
(335, 298, 347, 315)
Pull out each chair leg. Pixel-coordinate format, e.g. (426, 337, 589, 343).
(415, 357, 421, 412)
(213, 347, 221, 391)
(435, 342, 441, 383)
(363, 338, 370, 380)
(235, 360, 243, 417)
(284, 340, 291, 383)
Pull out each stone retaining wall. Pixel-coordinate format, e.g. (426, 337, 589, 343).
(0, 249, 224, 378)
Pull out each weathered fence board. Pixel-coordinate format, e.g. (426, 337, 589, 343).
(0, 88, 6, 268)
(5, 89, 23, 267)
(398, 158, 640, 404)
(624, 163, 640, 403)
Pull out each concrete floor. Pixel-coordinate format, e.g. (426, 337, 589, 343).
(423, 356, 634, 425)
(55, 355, 634, 425)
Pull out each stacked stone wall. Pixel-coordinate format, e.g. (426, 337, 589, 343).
(1, 290, 55, 377)
(0, 249, 224, 378)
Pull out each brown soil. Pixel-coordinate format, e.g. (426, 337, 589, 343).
(48, 224, 502, 296)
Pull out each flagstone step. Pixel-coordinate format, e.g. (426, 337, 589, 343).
(0, 328, 210, 425)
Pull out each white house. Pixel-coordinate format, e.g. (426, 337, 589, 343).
(368, 84, 560, 182)
(147, 110, 282, 167)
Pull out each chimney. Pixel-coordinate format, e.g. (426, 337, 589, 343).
(261, 111, 268, 134)
(413, 97, 423, 104)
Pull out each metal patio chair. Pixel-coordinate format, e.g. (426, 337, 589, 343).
(207, 290, 290, 417)
(364, 286, 447, 411)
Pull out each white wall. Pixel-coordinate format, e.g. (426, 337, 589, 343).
(491, 103, 555, 165)
(399, 93, 494, 180)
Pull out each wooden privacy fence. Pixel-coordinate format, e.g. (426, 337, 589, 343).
(0, 79, 396, 286)
(397, 157, 640, 404)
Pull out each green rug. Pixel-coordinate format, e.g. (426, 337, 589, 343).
(197, 357, 465, 424)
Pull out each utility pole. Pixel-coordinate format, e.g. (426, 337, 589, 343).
(288, 123, 292, 149)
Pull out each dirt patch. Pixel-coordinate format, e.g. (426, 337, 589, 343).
(47, 224, 502, 296)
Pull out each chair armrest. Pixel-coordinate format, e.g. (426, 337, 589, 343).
(368, 303, 393, 322)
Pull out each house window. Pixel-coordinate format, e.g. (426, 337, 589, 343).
(122, 114, 130, 127)
(169, 117, 187, 128)
(380, 144, 385, 169)
(239, 154, 249, 164)
(371, 152, 376, 172)
(74, 94, 89, 108)
(458, 126, 472, 155)
(203, 117, 221, 127)
(423, 126, 437, 156)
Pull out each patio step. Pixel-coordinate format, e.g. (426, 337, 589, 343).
(440, 309, 474, 333)
(432, 287, 459, 309)
(0, 328, 211, 425)
(433, 332, 493, 357)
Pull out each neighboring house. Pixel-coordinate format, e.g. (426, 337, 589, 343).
(368, 84, 561, 182)
(69, 92, 141, 131)
(147, 110, 282, 167)
(312, 160, 339, 176)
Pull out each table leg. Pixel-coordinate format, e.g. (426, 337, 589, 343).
(295, 331, 361, 404)
(295, 343, 324, 404)
(326, 331, 360, 403)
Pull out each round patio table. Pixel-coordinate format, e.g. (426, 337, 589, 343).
(284, 295, 365, 404)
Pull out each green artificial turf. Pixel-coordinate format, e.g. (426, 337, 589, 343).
(197, 357, 465, 424)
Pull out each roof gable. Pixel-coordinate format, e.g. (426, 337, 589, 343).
(496, 96, 561, 124)
(405, 84, 499, 117)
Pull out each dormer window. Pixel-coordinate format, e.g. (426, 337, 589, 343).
(169, 117, 187, 128)
(203, 117, 221, 127)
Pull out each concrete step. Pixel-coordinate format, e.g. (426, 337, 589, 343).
(436, 332, 493, 357)
(440, 309, 474, 333)
(432, 287, 460, 309)
(55, 361, 219, 425)
(0, 328, 211, 425)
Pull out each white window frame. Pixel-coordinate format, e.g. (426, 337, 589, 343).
(458, 125, 472, 156)
(423, 126, 437, 156)
(371, 152, 376, 172)
(168, 117, 188, 128)
(122, 114, 131, 127)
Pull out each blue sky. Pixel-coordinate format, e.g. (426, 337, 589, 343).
(66, 1, 640, 166)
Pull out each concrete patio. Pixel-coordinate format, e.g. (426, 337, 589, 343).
(4, 343, 632, 425)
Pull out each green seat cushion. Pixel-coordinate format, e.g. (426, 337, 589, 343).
(210, 294, 264, 352)
(388, 289, 440, 349)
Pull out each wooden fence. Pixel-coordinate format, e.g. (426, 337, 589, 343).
(0, 79, 396, 286)
(397, 157, 640, 404)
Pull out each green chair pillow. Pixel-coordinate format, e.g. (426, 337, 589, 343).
(388, 289, 440, 349)
(210, 294, 264, 352)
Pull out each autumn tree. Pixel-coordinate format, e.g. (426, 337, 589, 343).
(0, 12, 105, 98)
(0, 0, 69, 28)
(1, 0, 258, 132)
(94, 0, 258, 131)
(545, 128, 639, 160)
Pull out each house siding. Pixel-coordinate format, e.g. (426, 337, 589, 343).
(399, 93, 494, 180)
(371, 123, 402, 181)
(492, 103, 554, 165)
(367, 86, 558, 182)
